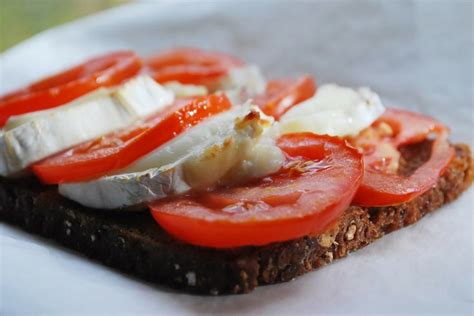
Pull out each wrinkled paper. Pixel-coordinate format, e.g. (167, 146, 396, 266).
(0, 0, 472, 314)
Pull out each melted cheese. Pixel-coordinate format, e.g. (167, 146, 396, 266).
(280, 84, 385, 137)
(58, 105, 285, 209)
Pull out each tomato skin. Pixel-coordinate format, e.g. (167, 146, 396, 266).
(145, 47, 244, 88)
(150, 195, 352, 249)
(150, 133, 363, 248)
(254, 75, 316, 119)
(32, 94, 232, 184)
(0, 51, 142, 127)
(353, 108, 455, 207)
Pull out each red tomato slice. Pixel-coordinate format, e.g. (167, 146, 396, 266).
(149, 133, 363, 248)
(352, 108, 455, 206)
(145, 48, 244, 88)
(0, 51, 142, 127)
(253, 75, 316, 119)
(33, 94, 231, 184)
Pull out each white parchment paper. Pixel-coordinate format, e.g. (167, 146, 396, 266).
(0, 1, 472, 314)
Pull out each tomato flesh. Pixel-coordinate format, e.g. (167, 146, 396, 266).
(33, 94, 231, 184)
(145, 48, 243, 88)
(150, 133, 363, 248)
(253, 75, 316, 119)
(0, 51, 142, 127)
(352, 108, 455, 206)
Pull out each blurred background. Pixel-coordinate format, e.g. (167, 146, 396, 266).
(0, 0, 130, 52)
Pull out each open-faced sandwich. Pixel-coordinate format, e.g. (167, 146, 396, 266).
(0, 48, 472, 294)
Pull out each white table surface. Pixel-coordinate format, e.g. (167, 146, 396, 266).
(0, 1, 472, 315)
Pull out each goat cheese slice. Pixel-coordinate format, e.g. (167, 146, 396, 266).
(59, 105, 285, 209)
(219, 65, 266, 105)
(280, 84, 385, 137)
(0, 76, 174, 176)
(163, 81, 208, 98)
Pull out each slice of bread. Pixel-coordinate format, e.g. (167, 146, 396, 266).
(0, 141, 472, 295)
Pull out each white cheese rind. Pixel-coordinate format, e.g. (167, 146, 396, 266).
(0, 133, 10, 176)
(3, 88, 110, 131)
(59, 165, 191, 210)
(59, 105, 285, 209)
(0, 76, 174, 176)
(280, 84, 385, 137)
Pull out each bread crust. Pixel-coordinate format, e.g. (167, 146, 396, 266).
(0, 141, 472, 295)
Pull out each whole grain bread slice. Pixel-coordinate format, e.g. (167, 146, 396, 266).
(0, 141, 472, 295)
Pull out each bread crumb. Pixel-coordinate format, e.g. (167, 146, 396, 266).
(318, 231, 337, 247)
(186, 272, 196, 286)
(66, 228, 71, 236)
(90, 234, 96, 242)
(325, 252, 333, 263)
(174, 264, 180, 270)
(345, 224, 357, 241)
(64, 220, 72, 227)
(233, 284, 241, 293)
(118, 237, 125, 246)
(240, 271, 249, 281)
